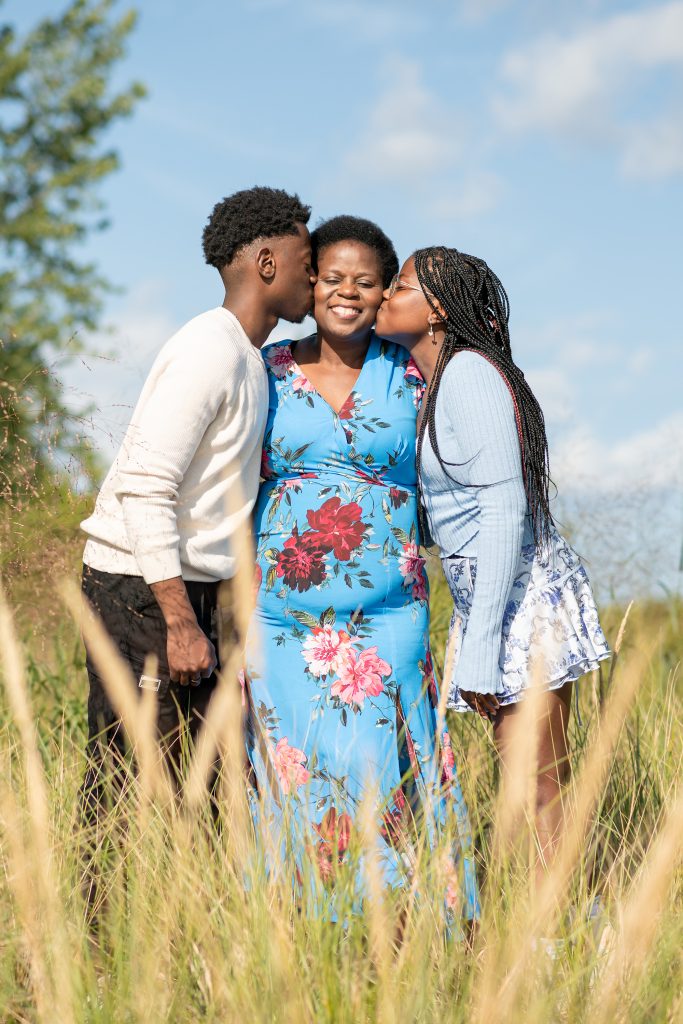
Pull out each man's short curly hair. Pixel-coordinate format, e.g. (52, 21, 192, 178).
(202, 186, 311, 270)
(310, 215, 398, 288)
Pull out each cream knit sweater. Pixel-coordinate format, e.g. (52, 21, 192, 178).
(82, 307, 268, 584)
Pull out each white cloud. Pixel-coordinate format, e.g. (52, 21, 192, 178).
(553, 412, 683, 493)
(514, 311, 672, 488)
(427, 171, 505, 219)
(620, 113, 683, 179)
(494, 1, 683, 177)
(625, 348, 653, 376)
(526, 367, 574, 425)
(515, 310, 617, 365)
(342, 57, 463, 185)
(335, 56, 502, 220)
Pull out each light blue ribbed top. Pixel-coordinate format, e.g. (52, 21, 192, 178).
(420, 351, 530, 695)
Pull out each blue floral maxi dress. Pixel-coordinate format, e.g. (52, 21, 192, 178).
(244, 334, 479, 919)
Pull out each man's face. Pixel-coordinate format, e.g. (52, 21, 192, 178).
(270, 223, 316, 323)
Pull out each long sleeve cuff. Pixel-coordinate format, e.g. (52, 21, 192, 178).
(135, 546, 183, 586)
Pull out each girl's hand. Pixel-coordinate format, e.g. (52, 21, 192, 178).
(459, 689, 500, 720)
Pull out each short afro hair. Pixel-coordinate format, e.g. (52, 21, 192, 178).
(202, 186, 311, 270)
(310, 215, 398, 288)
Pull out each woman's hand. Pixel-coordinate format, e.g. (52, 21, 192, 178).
(459, 689, 500, 720)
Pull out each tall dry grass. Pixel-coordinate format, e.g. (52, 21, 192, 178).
(0, 532, 681, 1022)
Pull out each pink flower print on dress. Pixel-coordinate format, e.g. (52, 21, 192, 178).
(279, 472, 317, 497)
(331, 646, 391, 707)
(404, 356, 426, 407)
(302, 626, 352, 678)
(398, 541, 424, 585)
(291, 374, 315, 394)
(272, 737, 310, 794)
(265, 344, 295, 378)
(442, 853, 461, 911)
(399, 541, 428, 600)
(441, 730, 455, 783)
(311, 806, 353, 881)
(237, 669, 247, 709)
(404, 356, 424, 384)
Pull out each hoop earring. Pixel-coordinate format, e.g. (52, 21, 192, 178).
(428, 322, 436, 344)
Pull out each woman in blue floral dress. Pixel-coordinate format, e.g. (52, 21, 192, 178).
(244, 217, 479, 918)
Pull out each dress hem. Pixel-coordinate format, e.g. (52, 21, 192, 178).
(447, 649, 612, 711)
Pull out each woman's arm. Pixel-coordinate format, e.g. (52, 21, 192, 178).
(440, 353, 527, 696)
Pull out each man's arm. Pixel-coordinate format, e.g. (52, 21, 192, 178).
(116, 338, 231, 583)
(150, 577, 217, 685)
(113, 333, 238, 682)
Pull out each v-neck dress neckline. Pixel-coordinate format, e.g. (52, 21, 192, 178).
(289, 332, 377, 419)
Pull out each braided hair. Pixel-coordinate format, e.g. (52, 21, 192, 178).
(414, 246, 553, 547)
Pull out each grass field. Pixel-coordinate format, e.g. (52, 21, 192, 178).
(0, 492, 681, 1023)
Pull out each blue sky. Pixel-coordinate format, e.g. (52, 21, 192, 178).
(10, 0, 683, 595)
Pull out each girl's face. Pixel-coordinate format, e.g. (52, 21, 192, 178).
(313, 240, 384, 343)
(374, 257, 434, 347)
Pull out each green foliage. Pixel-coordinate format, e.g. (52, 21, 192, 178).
(0, 0, 145, 495)
(0, 480, 91, 644)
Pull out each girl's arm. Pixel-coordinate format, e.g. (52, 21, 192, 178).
(441, 352, 527, 696)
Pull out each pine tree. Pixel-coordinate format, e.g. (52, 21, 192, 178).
(0, 0, 145, 497)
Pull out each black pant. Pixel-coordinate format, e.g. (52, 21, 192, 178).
(79, 565, 233, 810)
(78, 566, 238, 915)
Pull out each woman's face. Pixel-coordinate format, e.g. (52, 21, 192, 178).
(375, 257, 432, 347)
(313, 241, 384, 343)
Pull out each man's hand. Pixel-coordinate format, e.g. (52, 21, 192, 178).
(459, 689, 500, 720)
(150, 577, 217, 685)
(165, 620, 216, 686)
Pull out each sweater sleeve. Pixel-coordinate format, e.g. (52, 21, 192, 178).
(439, 354, 527, 695)
(114, 337, 239, 584)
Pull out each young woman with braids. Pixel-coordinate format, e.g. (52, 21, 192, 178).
(375, 247, 610, 870)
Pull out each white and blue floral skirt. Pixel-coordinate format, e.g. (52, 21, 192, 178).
(443, 530, 611, 711)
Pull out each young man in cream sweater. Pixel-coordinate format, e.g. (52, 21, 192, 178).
(80, 186, 315, 805)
